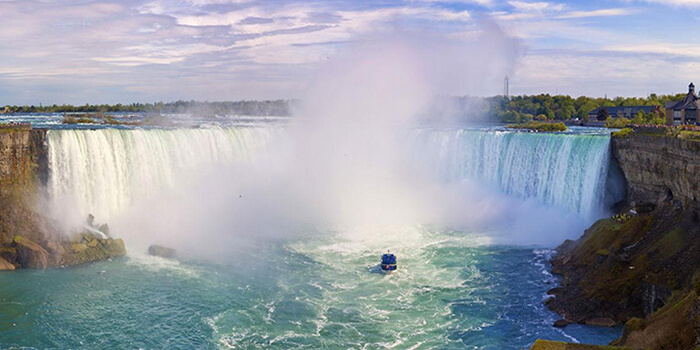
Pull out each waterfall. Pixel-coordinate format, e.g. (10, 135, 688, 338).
(47, 127, 278, 221)
(409, 129, 620, 220)
(46, 126, 620, 226)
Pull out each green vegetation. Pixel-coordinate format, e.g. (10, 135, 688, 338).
(61, 115, 98, 124)
(2, 100, 293, 116)
(612, 128, 633, 138)
(0, 94, 682, 123)
(605, 117, 630, 128)
(678, 130, 700, 141)
(483, 93, 676, 123)
(611, 125, 700, 141)
(506, 121, 567, 132)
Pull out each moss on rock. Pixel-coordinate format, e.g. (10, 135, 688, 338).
(549, 200, 700, 348)
(61, 238, 126, 267)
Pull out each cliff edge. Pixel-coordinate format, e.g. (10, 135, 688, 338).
(612, 129, 700, 205)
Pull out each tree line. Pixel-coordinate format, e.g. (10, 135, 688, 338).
(2, 100, 294, 116)
(484, 93, 683, 124)
(2, 94, 688, 122)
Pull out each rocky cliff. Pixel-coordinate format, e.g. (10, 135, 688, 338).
(0, 124, 126, 270)
(0, 124, 45, 192)
(612, 131, 700, 205)
(544, 129, 700, 349)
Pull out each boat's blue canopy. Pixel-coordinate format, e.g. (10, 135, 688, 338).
(381, 254, 396, 264)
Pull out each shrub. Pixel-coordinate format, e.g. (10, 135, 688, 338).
(612, 128, 633, 138)
(506, 121, 567, 132)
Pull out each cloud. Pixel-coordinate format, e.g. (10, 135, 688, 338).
(638, 0, 700, 6)
(508, 1, 565, 12)
(514, 48, 699, 97)
(413, 0, 493, 6)
(556, 8, 634, 19)
(0, 0, 693, 104)
(603, 43, 700, 58)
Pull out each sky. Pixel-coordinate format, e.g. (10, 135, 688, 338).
(1, 0, 700, 105)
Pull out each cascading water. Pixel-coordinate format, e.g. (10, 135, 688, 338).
(46, 126, 621, 225)
(46, 127, 279, 222)
(409, 128, 620, 221)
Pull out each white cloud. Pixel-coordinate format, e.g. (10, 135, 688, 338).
(415, 0, 494, 7)
(604, 43, 700, 57)
(515, 50, 698, 97)
(639, 0, 700, 6)
(556, 8, 634, 19)
(508, 1, 565, 12)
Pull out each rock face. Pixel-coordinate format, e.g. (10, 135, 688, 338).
(148, 245, 177, 259)
(14, 235, 49, 269)
(0, 256, 15, 270)
(60, 233, 126, 267)
(611, 291, 700, 349)
(548, 206, 700, 326)
(0, 126, 46, 193)
(6, 233, 126, 269)
(612, 132, 700, 205)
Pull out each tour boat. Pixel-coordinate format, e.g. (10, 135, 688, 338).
(381, 251, 397, 272)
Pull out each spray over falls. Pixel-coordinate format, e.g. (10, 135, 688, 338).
(45, 126, 621, 249)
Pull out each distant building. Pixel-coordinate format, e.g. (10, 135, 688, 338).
(588, 106, 660, 120)
(666, 83, 700, 125)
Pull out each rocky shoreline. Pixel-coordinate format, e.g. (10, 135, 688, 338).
(536, 129, 700, 349)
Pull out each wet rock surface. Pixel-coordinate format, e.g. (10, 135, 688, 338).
(148, 245, 177, 259)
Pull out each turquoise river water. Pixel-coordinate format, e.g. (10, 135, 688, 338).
(0, 117, 623, 349)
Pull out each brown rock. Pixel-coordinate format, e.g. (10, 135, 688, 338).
(584, 317, 616, 327)
(0, 256, 14, 270)
(71, 243, 88, 253)
(13, 235, 48, 269)
(552, 319, 570, 328)
(148, 245, 177, 259)
(612, 133, 700, 205)
(547, 287, 563, 296)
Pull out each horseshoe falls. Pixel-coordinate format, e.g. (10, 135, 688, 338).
(0, 126, 625, 349)
(46, 127, 619, 225)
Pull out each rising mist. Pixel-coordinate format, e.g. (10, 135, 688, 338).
(44, 22, 607, 259)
